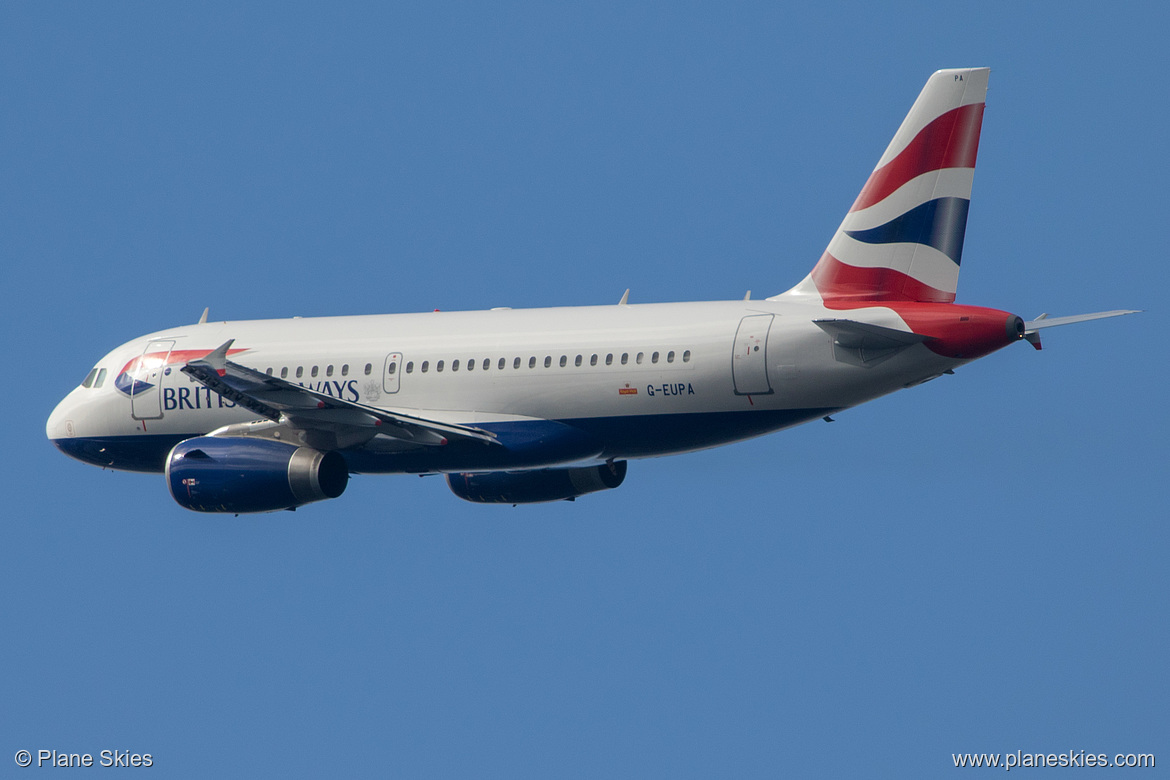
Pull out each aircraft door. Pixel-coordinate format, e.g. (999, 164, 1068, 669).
(383, 352, 402, 394)
(732, 315, 774, 395)
(130, 339, 175, 420)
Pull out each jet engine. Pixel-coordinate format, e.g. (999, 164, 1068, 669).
(447, 460, 627, 504)
(165, 437, 348, 513)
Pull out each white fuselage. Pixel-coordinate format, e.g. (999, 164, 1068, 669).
(47, 298, 966, 475)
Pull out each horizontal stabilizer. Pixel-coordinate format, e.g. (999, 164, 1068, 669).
(1020, 309, 1140, 350)
(814, 319, 929, 367)
(1023, 309, 1140, 331)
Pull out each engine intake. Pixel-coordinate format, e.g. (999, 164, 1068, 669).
(166, 437, 348, 513)
(447, 461, 627, 504)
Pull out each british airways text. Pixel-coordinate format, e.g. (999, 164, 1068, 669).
(164, 380, 360, 410)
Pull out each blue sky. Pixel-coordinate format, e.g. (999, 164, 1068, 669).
(2, 2, 1166, 776)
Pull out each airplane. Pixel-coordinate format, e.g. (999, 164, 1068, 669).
(46, 68, 1137, 512)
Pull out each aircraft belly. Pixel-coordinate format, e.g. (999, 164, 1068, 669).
(51, 433, 200, 473)
(343, 407, 838, 472)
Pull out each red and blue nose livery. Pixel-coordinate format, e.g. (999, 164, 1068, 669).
(115, 349, 246, 397)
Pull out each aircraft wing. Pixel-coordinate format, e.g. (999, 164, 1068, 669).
(181, 340, 499, 448)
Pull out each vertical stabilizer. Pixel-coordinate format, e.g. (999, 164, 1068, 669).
(773, 68, 989, 304)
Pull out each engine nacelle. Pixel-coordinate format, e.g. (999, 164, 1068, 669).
(447, 461, 627, 504)
(166, 437, 348, 513)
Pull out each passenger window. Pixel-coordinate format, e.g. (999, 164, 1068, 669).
(311, 366, 319, 377)
(388, 361, 397, 375)
(606, 353, 613, 366)
(82, 368, 97, 388)
(621, 353, 628, 365)
(559, 355, 567, 367)
(452, 359, 460, 372)
(466, 359, 474, 371)
(683, 350, 691, 362)
(265, 368, 273, 376)
(667, 351, 675, 363)
(651, 351, 659, 364)
(326, 365, 334, 377)
(544, 356, 552, 368)
(342, 364, 349, 376)
(575, 355, 582, 367)
(364, 363, 372, 375)
(421, 361, 430, 373)
(437, 360, 444, 372)
(406, 361, 414, 373)
(95, 368, 107, 388)
(636, 352, 644, 364)
(529, 357, 536, 368)
(590, 354, 597, 366)
(281, 367, 289, 378)
(486, 358, 493, 371)
(513, 357, 521, 369)
(296, 366, 304, 378)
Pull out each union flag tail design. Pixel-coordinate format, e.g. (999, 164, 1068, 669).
(776, 68, 989, 304)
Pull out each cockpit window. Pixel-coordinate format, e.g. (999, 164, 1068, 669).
(81, 368, 98, 388)
(94, 368, 107, 388)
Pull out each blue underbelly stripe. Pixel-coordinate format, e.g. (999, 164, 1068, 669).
(51, 407, 840, 475)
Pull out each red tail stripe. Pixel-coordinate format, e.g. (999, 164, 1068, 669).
(810, 253, 955, 304)
(850, 103, 984, 213)
(815, 297, 1020, 360)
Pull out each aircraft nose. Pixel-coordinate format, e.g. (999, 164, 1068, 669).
(46, 392, 78, 441)
(46, 388, 120, 468)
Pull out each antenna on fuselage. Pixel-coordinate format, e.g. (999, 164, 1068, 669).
(198, 307, 209, 324)
(618, 289, 629, 306)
